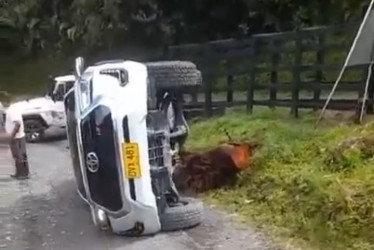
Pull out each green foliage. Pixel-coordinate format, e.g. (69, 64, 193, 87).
(0, 54, 70, 95)
(188, 108, 374, 250)
(0, 0, 370, 55)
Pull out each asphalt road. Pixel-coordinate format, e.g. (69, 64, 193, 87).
(0, 130, 276, 250)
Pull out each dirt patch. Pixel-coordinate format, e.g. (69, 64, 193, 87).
(173, 141, 260, 194)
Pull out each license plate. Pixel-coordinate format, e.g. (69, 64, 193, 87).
(122, 143, 141, 179)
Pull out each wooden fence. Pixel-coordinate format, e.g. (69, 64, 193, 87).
(163, 22, 374, 118)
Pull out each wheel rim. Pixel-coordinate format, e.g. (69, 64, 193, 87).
(28, 131, 40, 141)
(26, 124, 41, 141)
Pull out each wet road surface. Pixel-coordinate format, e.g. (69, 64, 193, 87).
(0, 131, 275, 250)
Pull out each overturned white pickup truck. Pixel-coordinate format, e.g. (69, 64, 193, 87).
(64, 58, 204, 235)
(11, 75, 75, 143)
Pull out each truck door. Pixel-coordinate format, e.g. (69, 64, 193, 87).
(54, 81, 74, 126)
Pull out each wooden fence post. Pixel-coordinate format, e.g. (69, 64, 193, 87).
(226, 75, 234, 104)
(270, 39, 280, 109)
(204, 75, 213, 117)
(247, 38, 256, 114)
(161, 44, 170, 60)
(191, 91, 198, 103)
(291, 33, 302, 118)
(314, 33, 325, 110)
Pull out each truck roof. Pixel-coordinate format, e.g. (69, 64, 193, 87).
(54, 75, 75, 82)
(86, 60, 146, 73)
(94, 60, 125, 66)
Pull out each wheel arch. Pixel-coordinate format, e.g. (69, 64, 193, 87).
(23, 114, 48, 128)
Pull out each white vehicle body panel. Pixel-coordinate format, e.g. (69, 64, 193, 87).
(54, 75, 76, 83)
(11, 75, 75, 128)
(11, 96, 63, 126)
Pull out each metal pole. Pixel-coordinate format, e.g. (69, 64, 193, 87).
(359, 41, 374, 123)
(359, 62, 373, 122)
(315, 0, 374, 127)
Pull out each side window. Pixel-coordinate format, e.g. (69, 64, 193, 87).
(65, 81, 75, 93)
(54, 84, 65, 101)
(64, 89, 75, 114)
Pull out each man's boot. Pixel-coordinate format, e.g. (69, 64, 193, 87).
(17, 160, 29, 180)
(10, 160, 21, 179)
(22, 162, 30, 179)
(11, 158, 29, 180)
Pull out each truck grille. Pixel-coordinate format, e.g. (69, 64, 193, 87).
(148, 131, 166, 167)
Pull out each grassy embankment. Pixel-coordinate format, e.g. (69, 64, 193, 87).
(187, 107, 374, 250)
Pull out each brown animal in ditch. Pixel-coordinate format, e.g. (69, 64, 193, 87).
(173, 142, 259, 194)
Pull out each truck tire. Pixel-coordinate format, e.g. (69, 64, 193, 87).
(146, 61, 202, 89)
(24, 119, 45, 143)
(160, 197, 203, 231)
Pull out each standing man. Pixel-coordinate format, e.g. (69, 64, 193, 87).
(0, 92, 29, 180)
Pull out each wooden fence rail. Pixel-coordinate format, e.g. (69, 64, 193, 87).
(163, 22, 374, 118)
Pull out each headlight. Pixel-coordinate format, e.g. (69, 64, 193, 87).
(79, 76, 91, 111)
(51, 111, 59, 118)
(99, 68, 128, 87)
(97, 209, 106, 223)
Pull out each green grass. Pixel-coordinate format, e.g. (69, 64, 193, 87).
(187, 107, 374, 250)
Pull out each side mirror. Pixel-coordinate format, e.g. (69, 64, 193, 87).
(75, 57, 85, 77)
